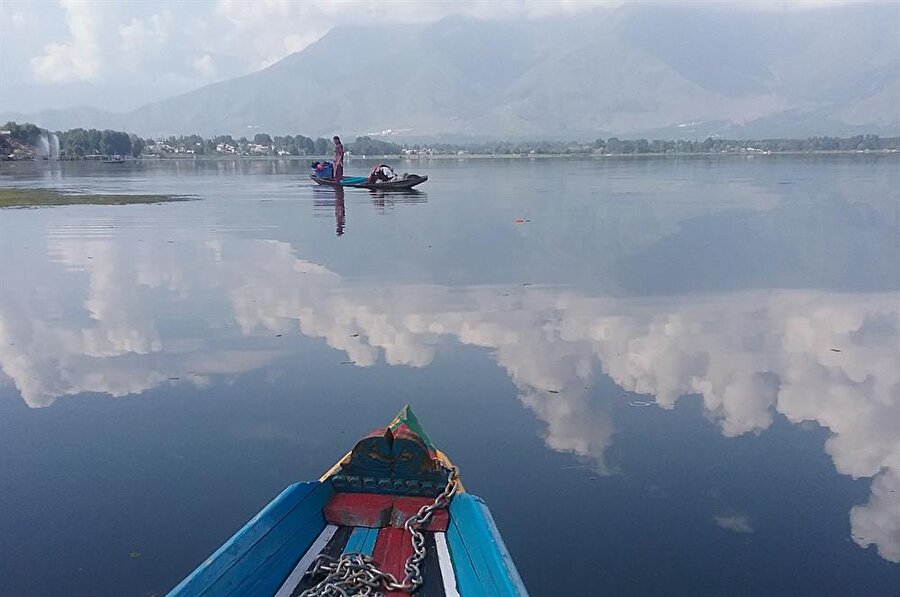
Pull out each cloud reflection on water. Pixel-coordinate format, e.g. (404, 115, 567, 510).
(0, 232, 898, 562)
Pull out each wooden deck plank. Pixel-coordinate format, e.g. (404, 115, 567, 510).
(445, 510, 488, 597)
(320, 525, 354, 558)
(204, 481, 333, 596)
(288, 526, 353, 596)
(342, 526, 379, 556)
(434, 532, 461, 597)
(446, 494, 528, 597)
(323, 493, 393, 527)
(417, 531, 447, 597)
(273, 525, 337, 597)
(323, 493, 448, 531)
(221, 511, 329, 597)
(167, 482, 322, 596)
(469, 497, 527, 596)
(372, 527, 414, 597)
(451, 499, 503, 596)
(391, 497, 449, 531)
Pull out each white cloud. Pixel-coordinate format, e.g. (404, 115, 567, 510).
(30, 0, 101, 83)
(851, 470, 900, 562)
(210, 0, 621, 68)
(9, 9, 32, 28)
(1, 229, 898, 562)
(714, 513, 755, 534)
(119, 11, 170, 55)
(192, 54, 217, 80)
(281, 31, 323, 58)
(736, 0, 858, 10)
(2, 0, 872, 112)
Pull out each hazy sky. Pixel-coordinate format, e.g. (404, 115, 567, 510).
(0, 0, 865, 114)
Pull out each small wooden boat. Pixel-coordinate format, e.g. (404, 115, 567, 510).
(310, 174, 429, 190)
(169, 406, 527, 596)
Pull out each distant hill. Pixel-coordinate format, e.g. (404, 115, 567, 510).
(4, 3, 899, 140)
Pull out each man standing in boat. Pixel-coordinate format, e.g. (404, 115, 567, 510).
(332, 136, 344, 181)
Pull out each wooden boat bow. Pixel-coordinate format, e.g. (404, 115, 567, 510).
(168, 406, 525, 597)
(328, 406, 456, 497)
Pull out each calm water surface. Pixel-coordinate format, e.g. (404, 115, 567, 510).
(1, 157, 899, 596)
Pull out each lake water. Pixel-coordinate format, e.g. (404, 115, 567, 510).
(1, 156, 898, 596)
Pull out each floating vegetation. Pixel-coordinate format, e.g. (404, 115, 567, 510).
(0, 188, 193, 208)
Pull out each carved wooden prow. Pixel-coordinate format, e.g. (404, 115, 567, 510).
(330, 406, 450, 497)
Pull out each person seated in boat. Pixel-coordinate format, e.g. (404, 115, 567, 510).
(311, 161, 333, 179)
(367, 164, 397, 184)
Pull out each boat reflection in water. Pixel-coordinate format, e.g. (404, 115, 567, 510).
(1, 226, 898, 566)
(312, 185, 427, 236)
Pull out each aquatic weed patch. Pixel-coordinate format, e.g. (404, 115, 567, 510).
(0, 188, 195, 208)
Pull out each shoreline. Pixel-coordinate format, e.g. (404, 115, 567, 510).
(4, 149, 897, 164)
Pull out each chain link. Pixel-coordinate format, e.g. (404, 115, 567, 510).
(300, 465, 459, 597)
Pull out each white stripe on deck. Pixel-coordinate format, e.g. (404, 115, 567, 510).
(274, 524, 338, 597)
(434, 532, 461, 597)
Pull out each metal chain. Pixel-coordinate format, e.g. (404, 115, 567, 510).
(300, 465, 459, 597)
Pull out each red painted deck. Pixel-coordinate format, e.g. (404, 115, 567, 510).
(323, 493, 449, 531)
(372, 527, 415, 597)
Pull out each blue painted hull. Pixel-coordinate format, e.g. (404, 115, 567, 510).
(169, 482, 331, 596)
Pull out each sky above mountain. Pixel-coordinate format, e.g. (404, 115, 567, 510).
(0, 0, 870, 115)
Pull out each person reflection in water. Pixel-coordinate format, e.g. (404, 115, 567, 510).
(334, 186, 345, 236)
(332, 136, 344, 182)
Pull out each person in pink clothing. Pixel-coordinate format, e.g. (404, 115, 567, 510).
(332, 136, 344, 181)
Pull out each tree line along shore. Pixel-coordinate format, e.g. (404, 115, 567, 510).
(2, 121, 898, 162)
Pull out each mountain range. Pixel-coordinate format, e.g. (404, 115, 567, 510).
(4, 3, 899, 140)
